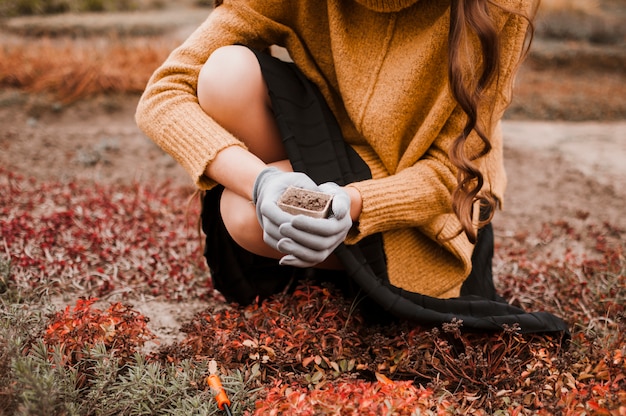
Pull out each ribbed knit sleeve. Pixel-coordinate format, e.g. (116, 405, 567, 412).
(345, 117, 460, 245)
(135, 2, 288, 188)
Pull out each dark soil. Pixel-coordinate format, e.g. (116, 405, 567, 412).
(280, 188, 332, 213)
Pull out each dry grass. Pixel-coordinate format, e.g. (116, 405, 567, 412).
(0, 36, 177, 103)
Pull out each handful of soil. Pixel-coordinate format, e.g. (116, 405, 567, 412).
(278, 186, 333, 218)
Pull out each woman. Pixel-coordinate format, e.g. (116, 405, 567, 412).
(136, 0, 568, 334)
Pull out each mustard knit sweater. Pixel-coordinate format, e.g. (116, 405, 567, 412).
(136, 0, 538, 298)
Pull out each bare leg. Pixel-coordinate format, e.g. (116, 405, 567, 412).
(197, 45, 286, 258)
(197, 46, 341, 269)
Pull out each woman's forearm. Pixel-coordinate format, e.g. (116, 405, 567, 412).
(204, 146, 268, 201)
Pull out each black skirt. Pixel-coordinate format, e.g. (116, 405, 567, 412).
(201, 48, 569, 336)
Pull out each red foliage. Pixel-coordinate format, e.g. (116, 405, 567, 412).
(2, 169, 625, 413)
(44, 297, 155, 366)
(255, 378, 436, 415)
(0, 169, 210, 300)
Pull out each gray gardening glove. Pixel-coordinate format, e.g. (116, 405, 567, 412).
(277, 182, 352, 267)
(252, 167, 320, 252)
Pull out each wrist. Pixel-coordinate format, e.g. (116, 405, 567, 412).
(344, 185, 362, 222)
(205, 146, 267, 201)
(252, 166, 281, 204)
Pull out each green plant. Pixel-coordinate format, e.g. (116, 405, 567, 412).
(1, 292, 259, 415)
(537, 10, 625, 44)
(12, 341, 257, 415)
(0, 292, 56, 415)
(535, 1, 626, 44)
(0, 257, 9, 294)
(0, 0, 67, 16)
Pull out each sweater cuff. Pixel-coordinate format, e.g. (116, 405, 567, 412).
(344, 171, 452, 245)
(149, 103, 248, 190)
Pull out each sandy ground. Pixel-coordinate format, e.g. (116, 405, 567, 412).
(497, 120, 626, 233)
(2, 94, 623, 233)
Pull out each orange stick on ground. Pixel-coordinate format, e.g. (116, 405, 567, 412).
(207, 374, 232, 416)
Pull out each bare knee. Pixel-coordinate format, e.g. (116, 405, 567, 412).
(197, 45, 269, 114)
(197, 45, 285, 163)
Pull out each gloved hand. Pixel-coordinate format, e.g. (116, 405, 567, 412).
(252, 167, 320, 251)
(276, 182, 352, 267)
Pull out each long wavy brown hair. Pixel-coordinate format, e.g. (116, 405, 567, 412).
(212, 0, 533, 244)
(447, 0, 534, 243)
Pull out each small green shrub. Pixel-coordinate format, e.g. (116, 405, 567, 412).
(0, 292, 55, 415)
(0, 257, 9, 294)
(0, 292, 260, 415)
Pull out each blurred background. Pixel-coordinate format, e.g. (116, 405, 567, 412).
(0, 0, 624, 120)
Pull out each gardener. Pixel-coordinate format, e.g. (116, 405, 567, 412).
(136, 0, 568, 334)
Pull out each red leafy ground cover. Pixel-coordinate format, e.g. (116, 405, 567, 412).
(1, 168, 624, 414)
(1, 168, 209, 300)
(44, 297, 155, 366)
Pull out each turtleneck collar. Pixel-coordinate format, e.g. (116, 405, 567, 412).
(352, 0, 421, 13)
